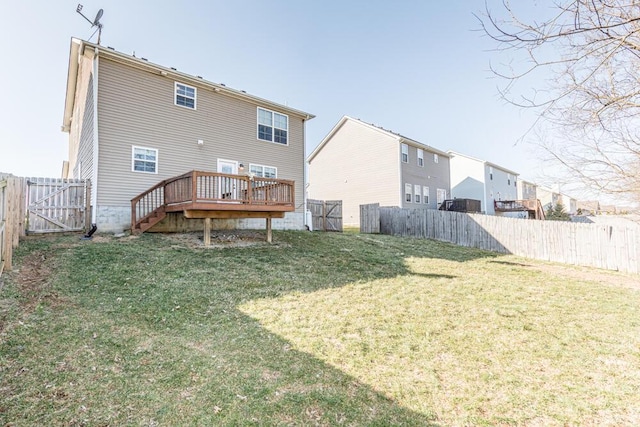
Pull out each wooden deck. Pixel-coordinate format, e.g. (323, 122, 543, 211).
(494, 199, 545, 220)
(131, 170, 295, 239)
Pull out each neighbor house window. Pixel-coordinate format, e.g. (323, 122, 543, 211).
(401, 143, 409, 163)
(437, 188, 447, 205)
(132, 146, 158, 174)
(175, 82, 196, 109)
(423, 186, 429, 204)
(417, 149, 424, 167)
(258, 107, 288, 144)
(489, 166, 493, 180)
(433, 153, 439, 163)
(249, 163, 277, 178)
(405, 183, 412, 202)
(414, 185, 421, 203)
(507, 173, 511, 186)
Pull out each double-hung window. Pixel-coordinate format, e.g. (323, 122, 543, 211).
(433, 153, 439, 163)
(417, 149, 424, 167)
(175, 83, 196, 109)
(258, 107, 288, 144)
(405, 183, 412, 203)
(132, 146, 158, 174)
(249, 163, 277, 178)
(401, 143, 409, 163)
(414, 185, 421, 203)
(423, 186, 429, 204)
(437, 188, 447, 205)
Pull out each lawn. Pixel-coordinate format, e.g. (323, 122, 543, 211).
(1, 231, 639, 426)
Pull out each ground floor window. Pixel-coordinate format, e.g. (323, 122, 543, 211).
(437, 188, 447, 205)
(249, 163, 277, 178)
(414, 184, 421, 204)
(405, 183, 412, 203)
(132, 146, 158, 174)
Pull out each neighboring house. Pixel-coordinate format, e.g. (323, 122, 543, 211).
(560, 193, 577, 214)
(448, 151, 519, 215)
(517, 178, 538, 201)
(307, 116, 451, 227)
(536, 185, 562, 212)
(62, 38, 314, 233)
(576, 200, 600, 215)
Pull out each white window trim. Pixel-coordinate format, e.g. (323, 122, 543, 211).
(174, 82, 197, 110)
(414, 184, 421, 204)
(401, 143, 409, 163)
(257, 107, 289, 146)
(417, 149, 424, 167)
(249, 163, 278, 178)
(132, 146, 159, 174)
(405, 183, 412, 203)
(423, 186, 429, 204)
(433, 153, 439, 164)
(437, 188, 447, 205)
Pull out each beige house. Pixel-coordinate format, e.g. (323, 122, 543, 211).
(308, 116, 451, 227)
(62, 38, 314, 233)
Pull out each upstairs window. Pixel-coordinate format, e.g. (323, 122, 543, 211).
(175, 83, 196, 109)
(258, 107, 288, 145)
(132, 146, 158, 174)
(249, 163, 277, 178)
(507, 173, 511, 186)
(401, 143, 409, 163)
(434, 153, 439, 163)
(417, 148, 424, 167)
(489, 166, 494, 180)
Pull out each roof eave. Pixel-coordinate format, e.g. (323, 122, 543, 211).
(62, 38, 83, 133)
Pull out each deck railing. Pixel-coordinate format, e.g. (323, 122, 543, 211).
(131, 171, 295, 231)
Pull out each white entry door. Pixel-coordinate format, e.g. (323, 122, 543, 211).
(217, 159, 239, 200)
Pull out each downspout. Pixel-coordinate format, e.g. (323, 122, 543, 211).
(303, 117, 308, 229)
(482, 162, 488, 215)
(91, 47, 100, 226)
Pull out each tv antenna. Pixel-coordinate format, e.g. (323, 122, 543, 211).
(76, 4, 104, 44)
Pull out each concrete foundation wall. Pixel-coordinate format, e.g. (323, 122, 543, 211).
(95, 206, 304, 234)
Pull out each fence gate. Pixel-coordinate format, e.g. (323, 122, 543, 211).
(26, 178, 89, 233)
(308, 199, 342, 232)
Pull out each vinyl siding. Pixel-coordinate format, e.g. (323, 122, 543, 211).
(308, 119, 400, 226)
(450, 155, 486, 210)
(95, 57, 305, 212)
(75, 73, 95, 180)
(67, 54, 94, 178)
(400, 145, 450, 209)
(485, 166, 518, 214)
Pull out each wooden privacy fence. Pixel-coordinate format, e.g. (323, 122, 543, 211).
(26, 178, 90, 233)
(1, 177, 27, 276)
(308, 199, 343, 231)
(360, 203, 640, 274)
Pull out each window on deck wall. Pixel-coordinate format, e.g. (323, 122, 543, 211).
(258, 107, 288, 145)
(249, 163, 277, 178)
(132, 146, 158, 174)
(437, 188, 447, 205)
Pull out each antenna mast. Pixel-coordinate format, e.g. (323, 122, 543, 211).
(76, 4, 104, 44)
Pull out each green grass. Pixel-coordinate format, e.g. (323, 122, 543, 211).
(1, 231, 639, 426)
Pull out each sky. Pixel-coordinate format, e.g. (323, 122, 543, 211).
(0, 0, 547, 185)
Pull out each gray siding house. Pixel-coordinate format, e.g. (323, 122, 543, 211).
(62, 38, 314, 233)
(307, 116, 451, 227)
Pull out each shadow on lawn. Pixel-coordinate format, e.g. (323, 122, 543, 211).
(1, 231, 500, 425)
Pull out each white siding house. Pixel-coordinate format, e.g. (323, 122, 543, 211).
(448, 151, 519, 215)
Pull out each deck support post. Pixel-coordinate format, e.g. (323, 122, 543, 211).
(266, 217, 272, 244)
(203, 217, 211, 246)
